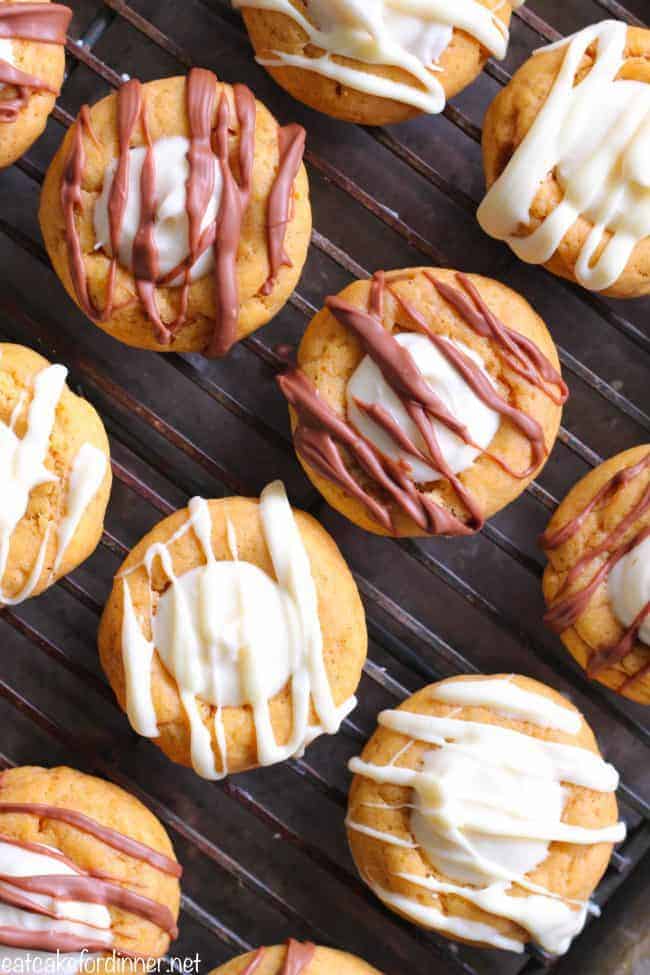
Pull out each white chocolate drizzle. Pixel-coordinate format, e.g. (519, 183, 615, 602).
(478, 20, 650, 292)
(0, 359, 108, 605)
(430, 676, 582, 732)
(347, 677, 625, 955)
(119, 480, 356, 778)
(93, 135, 223, 286)
(233, 0, 517, 114)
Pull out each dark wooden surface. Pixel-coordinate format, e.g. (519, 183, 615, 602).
(0, 1, 649, 973)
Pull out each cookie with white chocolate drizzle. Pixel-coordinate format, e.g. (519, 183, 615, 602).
(542, 445, 650, 704)
(278, 267, 566, 537)
(0, 1, 71, 168)
(209, 941, 385, 975)
(39, 70, 311, 356)
(480, 20, 650, 298)
(0, 343, 111, 606)
(235, 0, 524, 125)
(0, 765, 181, 969)
(98, 481, 367, 778)
(347, 674, 625, 955)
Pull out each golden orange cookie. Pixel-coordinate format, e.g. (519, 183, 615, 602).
(99, 481, 366, 778)
(0, 342, 111, 605)
(0, 765, 182, 963)
(277, 267, 565, 537)
(39, 70, 311, 356)
(480, 21, 650, 298)
(542, 445, 650, 704)
(209, 942, 383, 975)
(0, 0, 70, 168)
(236, 0, 518, 125)
(347, 674, 624, 955)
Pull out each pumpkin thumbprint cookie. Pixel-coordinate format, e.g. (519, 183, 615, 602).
(0, 0, 71, 168)
(235, 0, 523, 125)
(0, 765, 181, 967)
(479, 20, 650, 298)
(40, 69, 311, 356)
(542, 445, 650, 703)
(99, 481, 367, 778)
(277, 267, 566, 537)
(209, 941, 384, 975)
(347, 674, 624, 955)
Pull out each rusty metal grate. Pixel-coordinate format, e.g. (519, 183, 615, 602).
(0, 0, 649, 972)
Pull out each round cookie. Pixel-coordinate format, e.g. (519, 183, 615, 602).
(542, 445, 650, 704)
(235, 0, 518, 126)
(347, 674, 624, 955)
(0, 765, 182, 965)
(210, 941, 384, 975)
(98, 480, 367, 778)
(0, 342, 111, 605)
(39, 69, 311, 357)
(277, 267, 565, 538)
(479, 20, 650, 298)
(0, 1, 70, 169)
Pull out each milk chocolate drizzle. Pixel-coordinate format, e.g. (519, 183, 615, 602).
(241, 941, 316, 975)
(61, 68, 306, 357)
(542, 452, 650, 690)
(278, 271, 564, 535)
(283, 940, 316, 974)
(241, 947, 266, 975)
(430, 273, 568, 407)
(0, 873, 178, 936)
(0, 3, 71, 122)
(209, 80, 256, 357)
(0, 797, 181, 953)
(0, 801, 182, 876)
(262, 123, 306, 296)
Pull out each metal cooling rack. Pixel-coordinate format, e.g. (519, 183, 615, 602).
(0, 1, 648, 972)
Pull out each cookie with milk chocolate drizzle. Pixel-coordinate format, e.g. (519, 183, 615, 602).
(279, 269, 566, 536)
(542, 447, 650, 702)
(45, 68, 309, 357)
(0, 3, 70, 122)
(210, 941, 384, 975)
(0, 766, 182, 964)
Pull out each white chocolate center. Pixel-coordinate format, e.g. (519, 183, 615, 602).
(410, 734, 566, 886)
(153, 560, 296, 708)
(608, 534, 650, 646)
(93, 135, 222, 283)
(346, 332, 500, 483)
(478, 21, 650, 292)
